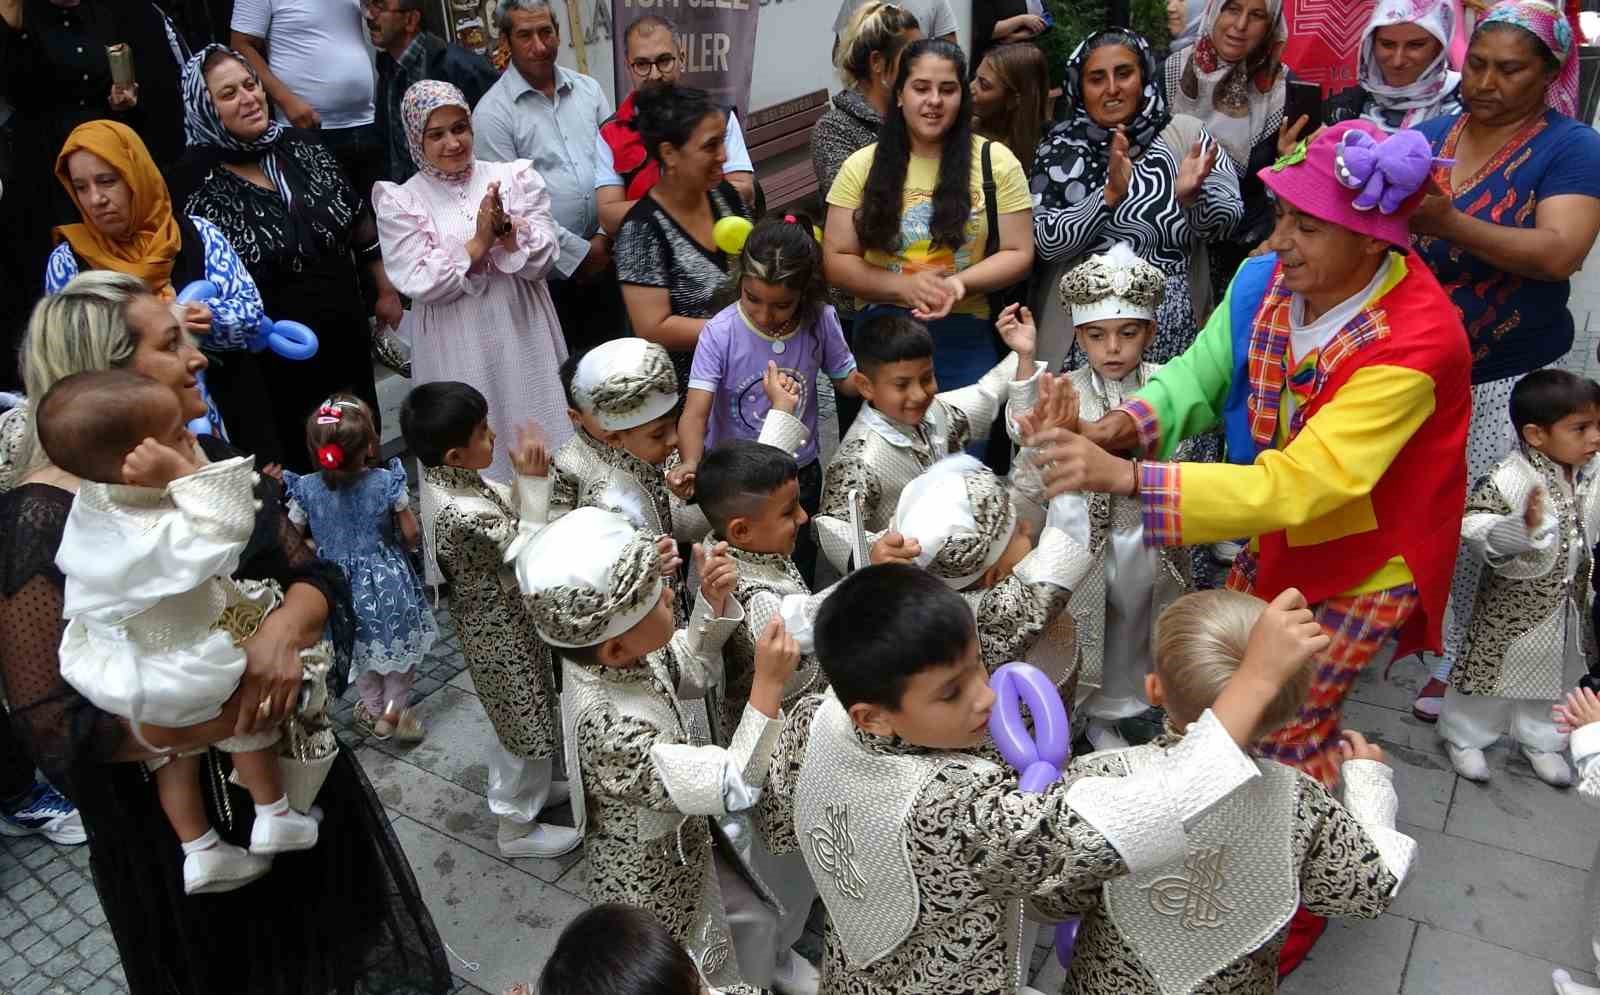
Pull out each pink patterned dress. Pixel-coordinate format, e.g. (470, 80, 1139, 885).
(375, 158, 575, 484)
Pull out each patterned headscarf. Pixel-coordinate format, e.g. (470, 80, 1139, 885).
(1358, 0, 1464, 131)
(1476, 0, 1582, 117)
(1032, 29, 1172, 208)
(1171, 0, 1289, 168)
(181, 45, 288, 188)
(402, 80, 474, 184)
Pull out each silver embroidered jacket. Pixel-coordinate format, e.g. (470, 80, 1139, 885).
(549, 412, 810, 541)
(962, 499, 1098, 693)
(756, 695, 1264, 995)
(1062, 739, 1411, 995)
(711, 544, 831, 746)
(816, 354, 1044, 572)
(1457, 449, 1600, 699)
(421, 465, 558, 759)
(562, 591, 782, 988)
(1012, 364, 1193, 703)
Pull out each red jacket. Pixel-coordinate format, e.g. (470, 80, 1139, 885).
(599, 92, 659, 201)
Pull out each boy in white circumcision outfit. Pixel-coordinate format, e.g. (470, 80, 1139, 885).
(39, 370, 319, 895)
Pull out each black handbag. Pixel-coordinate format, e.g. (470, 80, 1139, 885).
(981, 139, 1031, 321)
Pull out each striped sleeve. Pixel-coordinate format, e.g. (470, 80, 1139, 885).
(1139, 364, 1436, 547)
(1116, 281, 1239, 459)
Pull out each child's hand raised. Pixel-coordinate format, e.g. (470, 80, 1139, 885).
(1554, 687, 1600, 733)
(1211, 588, 1329, 747)
(1525, 487, 1544, 533)
(762, 361, 802, 415)
(122, 437, 198, 489)
(869, 530, 922, 565)
(655, 534, 683, 580)
(753, 615, 801, 688)
(696, 540, 736, 616)
(996, 303, 1037, 363)
(509, 422, 549, 478)
(665, 462, 697, 501)
(1243, 588, 1329, 684)
(1018, 372, 1081, 440)
(1337, 729, 1385, 766)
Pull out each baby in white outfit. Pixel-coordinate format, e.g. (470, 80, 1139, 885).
(37, 370, 319, 895)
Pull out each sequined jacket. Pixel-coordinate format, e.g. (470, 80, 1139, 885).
(962, 500, 1096, 694)
(1457, 449, 1600, 699)
(756, 696, 1265, 995)
(1013, 364, 1193, 703)
(563, 592, 780, 988)
(816, 354, 1043, 572)
(1060, 740, 1410, 995)
(549, 412, 810, 541)
(711, 544, 831, 746)
(421, 465, 558, 759)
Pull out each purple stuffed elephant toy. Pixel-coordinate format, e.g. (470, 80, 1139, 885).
(1333, 128, 1434, 215)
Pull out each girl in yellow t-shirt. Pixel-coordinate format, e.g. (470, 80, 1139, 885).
(822, 38, 1034, 408)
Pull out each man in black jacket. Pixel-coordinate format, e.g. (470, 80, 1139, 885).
(368, 0, 499, 183)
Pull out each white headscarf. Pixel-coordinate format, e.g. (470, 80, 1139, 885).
(1169, 0, 1289, 169)
(1358, 0, 1464, 131)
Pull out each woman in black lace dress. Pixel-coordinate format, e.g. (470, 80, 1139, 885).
(0, 271, 451, 995)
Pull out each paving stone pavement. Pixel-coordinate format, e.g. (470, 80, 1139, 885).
(11, 228, 1600, 995)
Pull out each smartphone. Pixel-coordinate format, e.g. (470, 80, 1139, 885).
(1284, 79, 1324, 135)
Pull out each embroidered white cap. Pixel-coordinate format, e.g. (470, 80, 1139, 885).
(573, 338, 680, 432)
(892, 455, 1018, 590)
(512, 506, 664, 648)
(1060, 241, 1165, 327)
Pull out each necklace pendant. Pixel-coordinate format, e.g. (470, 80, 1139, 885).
(772, 339, 786, 354)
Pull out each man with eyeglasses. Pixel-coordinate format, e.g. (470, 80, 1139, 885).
(595, 14, 755, 235)
(367, 0, 497, 183)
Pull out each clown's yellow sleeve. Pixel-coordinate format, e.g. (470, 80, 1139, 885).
(1138, 364, 1435, 547)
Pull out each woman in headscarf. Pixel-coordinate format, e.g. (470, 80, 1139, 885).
(1163, 0, 1291, 291)
(1327, 0, 1465, 131)
(46, 119, 263, 444)
(0, 270, 452, 995)
(1033, 28, 1243, 368)
(181, 44, 397, 473)
(1406, 0, 1600, 723)
(373, 79, 572, 486)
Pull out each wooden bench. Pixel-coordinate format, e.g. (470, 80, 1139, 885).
(746, 89, 830, 216)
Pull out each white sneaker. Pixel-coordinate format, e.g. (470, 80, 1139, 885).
(184, 841, 271, 895)
(1524, 747, 1575, 787)
(772, 949, 821, 995)
(1086, 720, 1131, 753)
(1553, 968, 1600, 994)
(249, 807, 320, 854)
(498, 819, 582, 859)
(1446, 744, 1491, 782)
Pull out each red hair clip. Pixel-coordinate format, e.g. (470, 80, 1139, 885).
(315, 404, 344, 426)
(317, 442, 345, 471)
(783, 214, 797, 224)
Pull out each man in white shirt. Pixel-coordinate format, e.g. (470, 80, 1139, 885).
(474, 0, 622, 354)
(594, 14, 754, 236)
(230, 0, 375, 134)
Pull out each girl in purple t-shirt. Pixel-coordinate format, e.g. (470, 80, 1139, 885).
(677, 212, 859, 581)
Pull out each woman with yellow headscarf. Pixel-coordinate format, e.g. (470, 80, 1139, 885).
(47, 119, 265, 444)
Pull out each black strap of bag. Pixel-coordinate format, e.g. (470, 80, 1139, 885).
(981, 140, 1028, 322)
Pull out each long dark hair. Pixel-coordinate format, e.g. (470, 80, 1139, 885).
(856, 38, 974, 254)
(974, 43, 1052, 174)
(633, 82, 719, 164)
